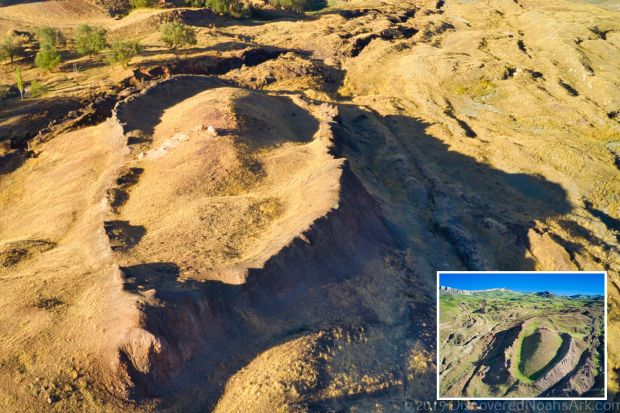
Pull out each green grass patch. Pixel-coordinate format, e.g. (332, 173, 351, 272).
(454, 78, 496, 99)
(512, 321, 539, 384)
(519, 328, 562, 378)
(439, 294, 459, 322)
(593, 351, 599, 371)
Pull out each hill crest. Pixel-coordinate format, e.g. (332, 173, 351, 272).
(439, 285, 513, 295)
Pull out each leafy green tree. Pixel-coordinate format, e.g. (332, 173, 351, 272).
(186, 0, 248, 16)
(15, 67, 24, 100)
(208, 0, 246, 16)
(205, 0, 228, 14)
(0, 34, 24, 63)
(159, 22, 197, 50)
(35, 27, 66, 48)
(106, 40, 142, 67)
(35, 43, 62, 71)
(74, 25, 107, 56)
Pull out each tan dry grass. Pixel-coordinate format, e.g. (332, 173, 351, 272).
(115, 86, 342, 283)
(0, 119, 139, 411)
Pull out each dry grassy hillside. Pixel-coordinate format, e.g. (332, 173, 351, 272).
(0, 0, 618, 411)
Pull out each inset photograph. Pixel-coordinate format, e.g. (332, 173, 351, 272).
(437, 271, 606, 399)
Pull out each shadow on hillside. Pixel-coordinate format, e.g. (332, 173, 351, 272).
(0, 96, 81, 144)
(584, 200, 620, 242)
(0, 0, 43, 6)
(104, 220, 146, 251)
(336, 104, 573, 271)
(116, 75, 320, 148)
(116, 76, 224, 137)
(233, 92, 319, 148)
(114, 102, 577, 410)
(478, 324, 522, 387)
(0, 151, 28, 176)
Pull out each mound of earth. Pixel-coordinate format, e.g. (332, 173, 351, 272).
(112, 76, 343, 284)
(98, 73, 431, 410)
(519, 327, 563, 378)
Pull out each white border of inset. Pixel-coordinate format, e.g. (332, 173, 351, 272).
(436, 271, 608, 401)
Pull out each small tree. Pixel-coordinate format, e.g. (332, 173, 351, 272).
(106, 40, 142, 67)
(159, 22, 197, 50)
(74, 25, 107, 56)
(35, 43, 62, 71)
(203, 0, 246, 16)
(36, 26, 66, 48)
(29, 80, 49, 97)
(0, 35, 24, 63)
(15, 67, 24, 100)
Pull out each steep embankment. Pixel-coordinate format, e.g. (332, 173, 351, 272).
(97, 73, 431, 411)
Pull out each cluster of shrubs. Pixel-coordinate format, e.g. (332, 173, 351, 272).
(34, 27, 65, 71)
(187, 0, 247, 17)
(13, 66, 47, 100)
(0, 0, 321, 66)
(0, 0, 320, 100)
(159, 22, 197, 49)
(0, 33, 25, 63)
(1, 21, 196, 101)
(268, 0, 316, 13)
(185, 0, 318, 16)
(0, 25, 141, 71)
(113, 0, 321, 15)
(0, 21, 198, 71)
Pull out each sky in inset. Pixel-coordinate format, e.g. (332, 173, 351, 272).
(440, 272, 605, 296)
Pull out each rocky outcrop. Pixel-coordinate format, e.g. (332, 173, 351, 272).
(439, 286, 472, 294)
(535, 334, 581, 390)
(542, 350, 597, 397)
